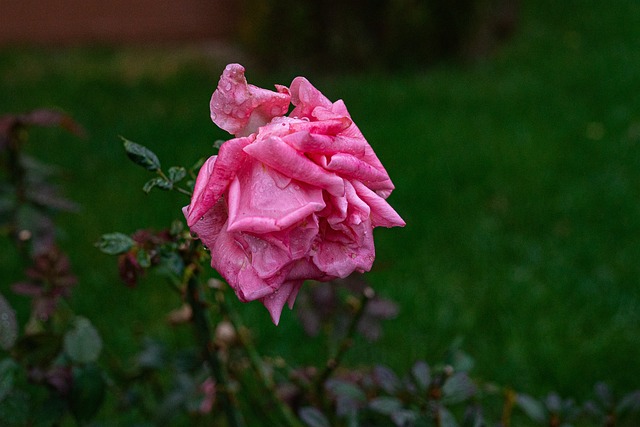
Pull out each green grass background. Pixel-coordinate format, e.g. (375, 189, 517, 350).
(2, 0, 639, 404)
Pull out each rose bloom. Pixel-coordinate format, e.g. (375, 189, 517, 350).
(184, 64, 405, 324)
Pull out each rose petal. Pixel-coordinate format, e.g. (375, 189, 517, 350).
(315, 99, 395, 192)
(352, 180, 406, 228)
(243, 233, 292, 279)
(243, 136, 345, 197)
(186, 136, 253, 227)
(282, 130, 366, 157)
(226, 160, 325, 233)
(313, 220, 375, 277)
(318, 192, 348, 225)
(289, 77, 333, 119)
(210, 64, 291, 137)
(288, 117, 352, 137)
(183, 199, 227, 250)
(210, 227, 275, 301)
(260, 280, 303, 325)
(259, 214, 319, 259)
(326, 153, 391, 183)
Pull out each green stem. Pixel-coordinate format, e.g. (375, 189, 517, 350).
(217, 289, 305, 427)
(175, 186, 193, 197)
(186, 274, 246, 427)
(314, 287, 374, 395)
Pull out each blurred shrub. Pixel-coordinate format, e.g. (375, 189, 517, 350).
(238, 0, 519, 71)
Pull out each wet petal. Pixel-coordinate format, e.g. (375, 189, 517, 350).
(260, 214, 319, 259)
(186, 136, 253, 227)
(260, 280, 302, 325)
(226, 161, 325, 233)
(243, 136, 345, 197)
(326, 153, 391, 183)
(312, 220, 375, 278)
(289, 76, 333, 119)
(282, 130, 366, 157)
(210, 64, 290, 136)
(243, 234, 292, 279)
(210, 228, 274, 302)
(184, 199, 228, 250)
(352, 180, 405, 228)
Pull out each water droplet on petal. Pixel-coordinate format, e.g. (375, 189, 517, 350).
(271, 106, 281, 116)
(225, 82, 232, 91)
(211, 112, 217, 120)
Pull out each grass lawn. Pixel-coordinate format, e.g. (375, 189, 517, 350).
(1, 0, 639, 412)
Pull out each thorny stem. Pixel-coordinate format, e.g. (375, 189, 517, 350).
(217, 289, 305, 427)
(185, 268, 246, 427)
(314, 287, 375, 395)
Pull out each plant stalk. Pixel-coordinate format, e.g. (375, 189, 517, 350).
(217, 289, 305, 427)
(314, 287, 374, 394)
(186, 273, 246, 427)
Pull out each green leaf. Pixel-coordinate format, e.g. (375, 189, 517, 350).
(136, 338, 167, 370)
(168, 166, 186, 183)
(122, 137, 161, 171)
(442, 372, 476, 404)
(390, 409, 418, 427)
(326, 379, 367, 402)
(369, 397, 403, 415)
(617, 390, 640, 413)
(439, 407, 459, 427)
(516, 394, 546, 423)
(373, 365, 401, 394)
(0, 294, 17, 350)
(158, 252, 184, 277)
(142, 176, 172, 193)
(411, 360, 431, 390)
(299, 407, 330, 427)
(95, 232, 134, 255)
(64, 317, 102, 364)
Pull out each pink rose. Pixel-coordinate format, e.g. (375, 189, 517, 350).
(184, 64, 405, 324)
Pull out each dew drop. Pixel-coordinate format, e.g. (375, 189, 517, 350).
(271, 106, 281, 115)
(211, 112, 217, 120)
(225, 82, 232, 91)
(223, 105, 233, 114)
